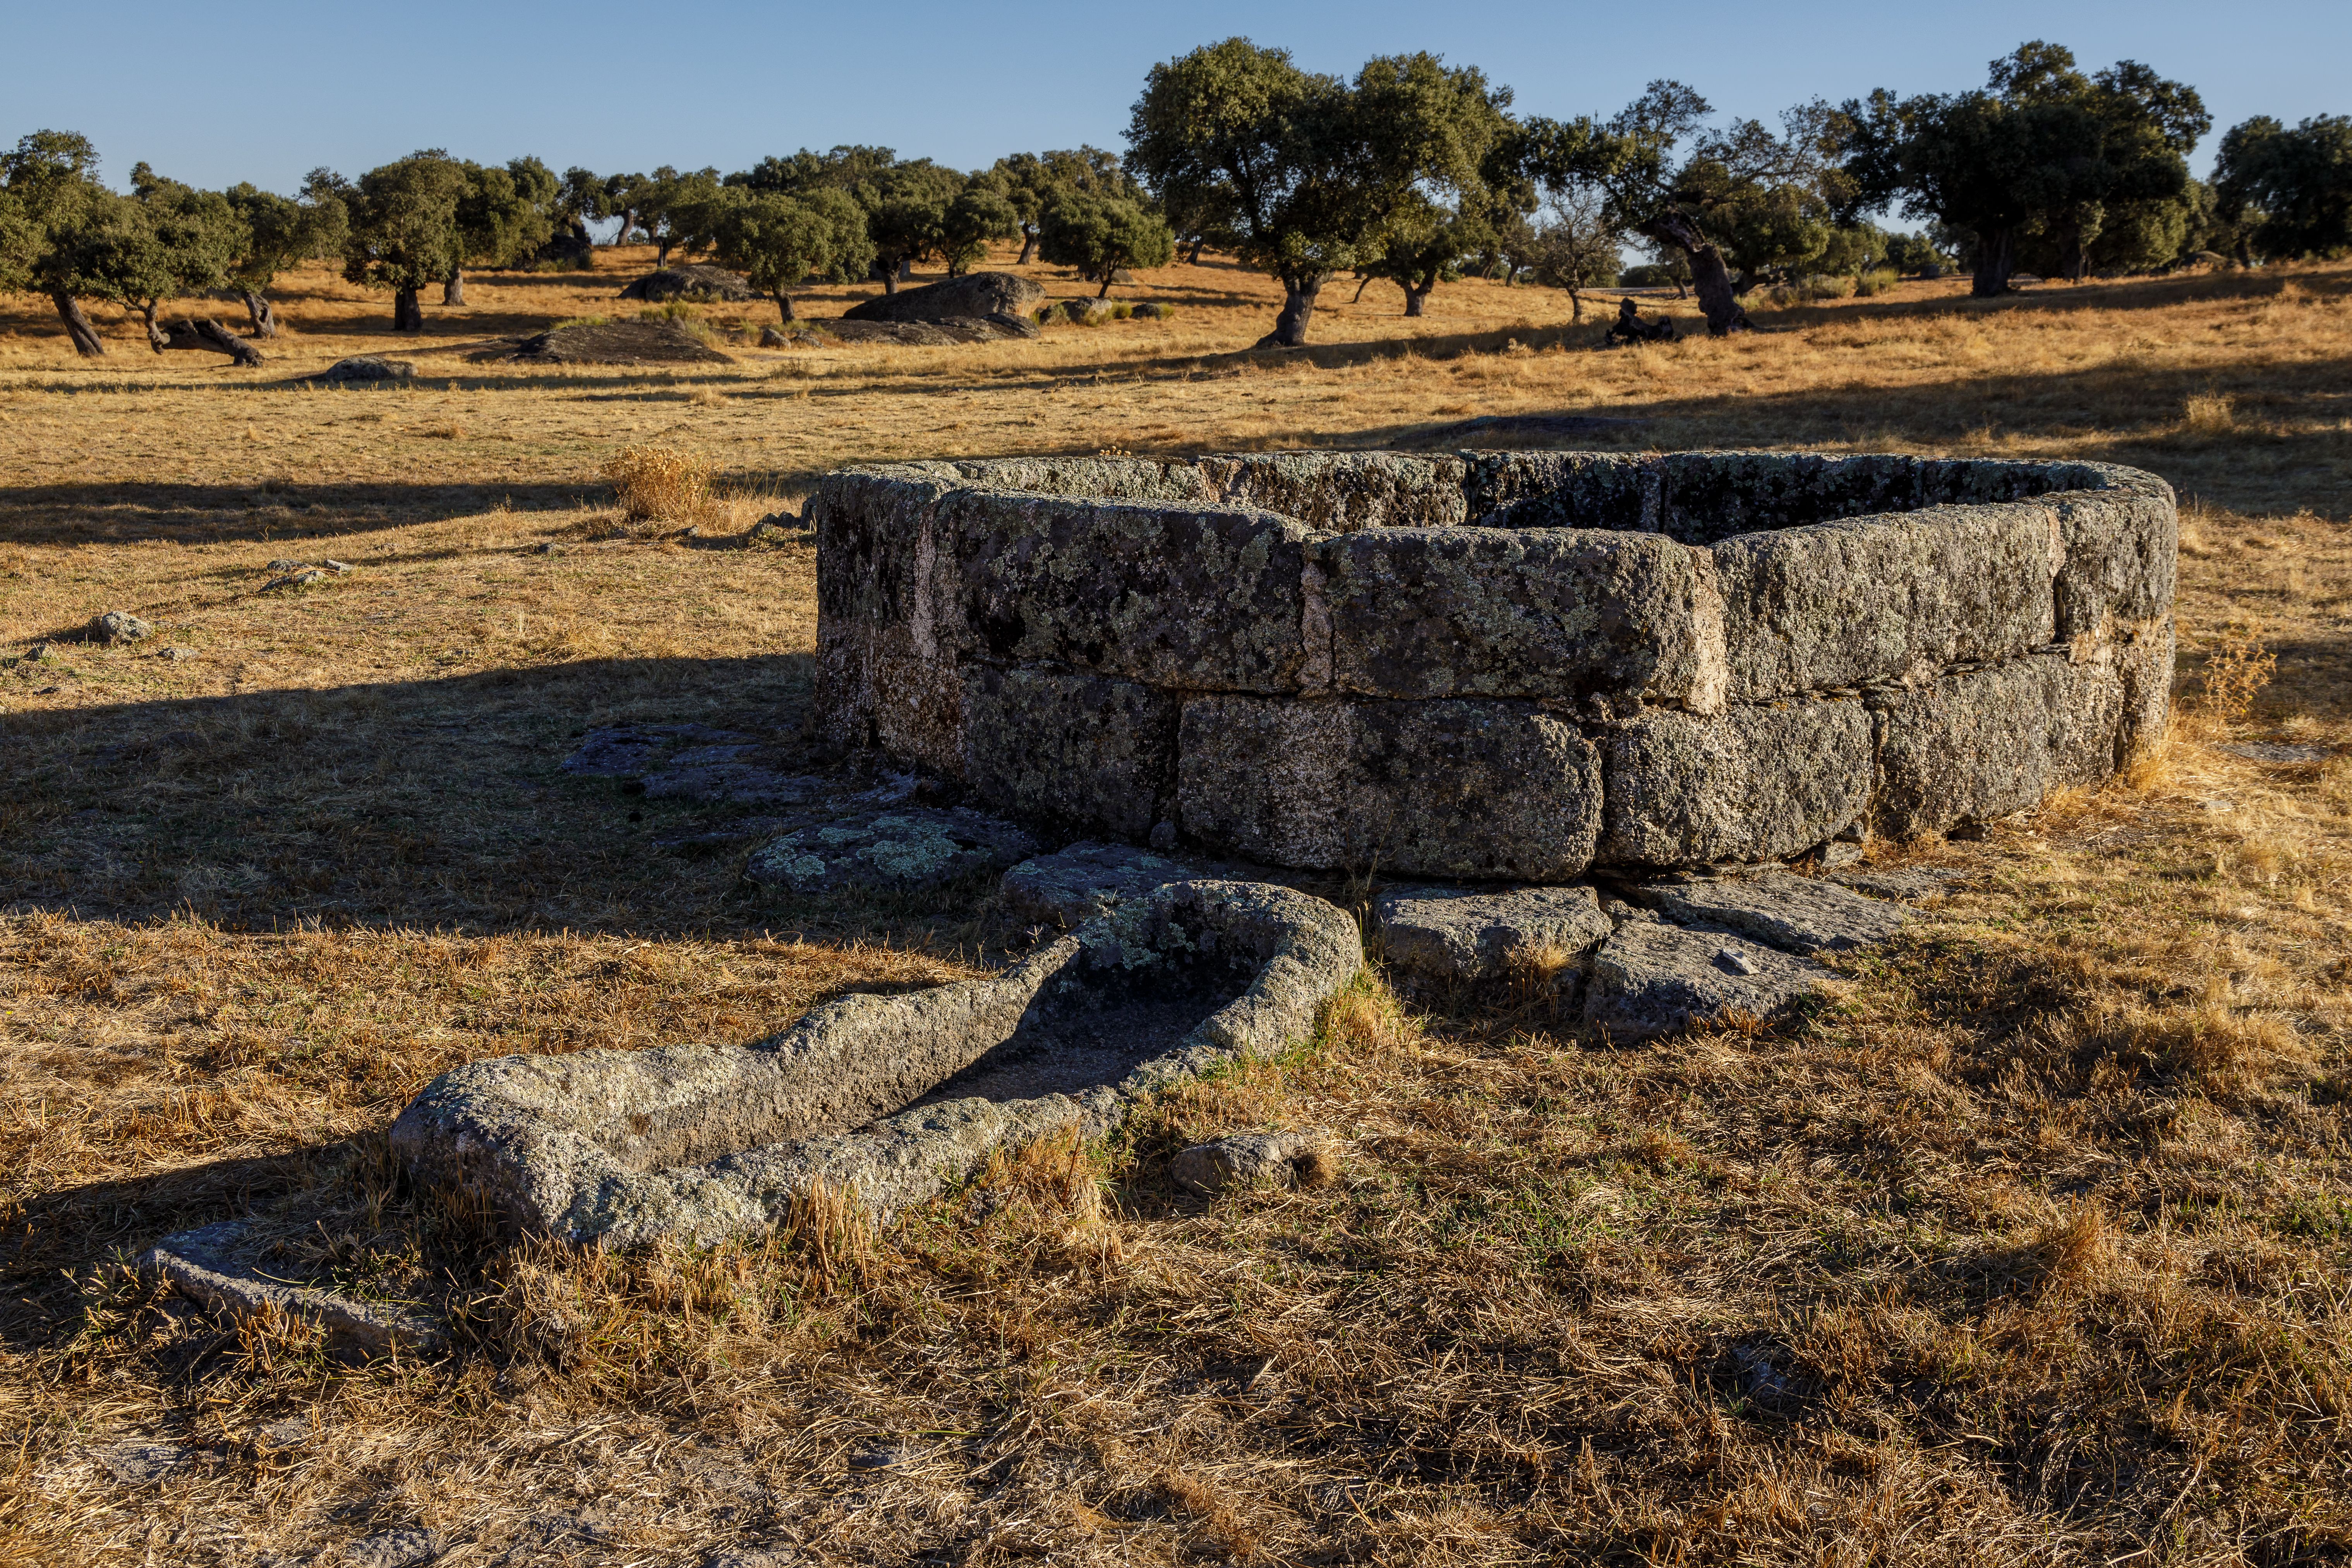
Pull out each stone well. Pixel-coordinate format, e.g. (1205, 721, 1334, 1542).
(815, 449, 2175, 880)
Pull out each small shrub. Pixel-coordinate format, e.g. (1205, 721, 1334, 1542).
(2183, 391, 2237, 434)
(602, 444, 712, 523)
(1109, 303, 1133, 320)
(1854, 268, 1900, 297)
(638, 302, 695, 322)
(2198, 623, 2276, 720)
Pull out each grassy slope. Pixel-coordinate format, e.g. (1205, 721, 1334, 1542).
(2, 248, 2349, 1565)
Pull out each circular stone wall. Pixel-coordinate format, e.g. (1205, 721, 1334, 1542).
(812, 449, 2175, 880)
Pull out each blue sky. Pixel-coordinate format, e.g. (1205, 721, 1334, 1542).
(9, 0, 2340, 194)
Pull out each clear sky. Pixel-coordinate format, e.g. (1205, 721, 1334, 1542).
(7, 0, 2340, 194)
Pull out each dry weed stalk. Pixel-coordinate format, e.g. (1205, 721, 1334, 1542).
(2198, 622, 2278, 721)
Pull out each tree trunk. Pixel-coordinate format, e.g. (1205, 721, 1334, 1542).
(1402, 278, 1432, 316)
(443, 268, 465, 306)
(1016, 228, 1037, 265)
(1970, 227, 2016, 297)
(141, 300, 166, 352)
(774, 291, 795, 323)
(51, 293, 105, 357)
(156, 318, 265, 366)
(1187, 238, 1207, 264)
(656, 236, 672, 265)
(1096, 271, 1113, 299)
(240, 288, 278, 337)
(881, 259, 897, 295)
(1568, 285, 1583, 323)
(1255, 277, 1320, 347)
(1640, 211, 1750, 335)
(393, 285, 422, 332)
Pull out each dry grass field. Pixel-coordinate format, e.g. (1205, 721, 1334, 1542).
(2, 244, 2350, 1566)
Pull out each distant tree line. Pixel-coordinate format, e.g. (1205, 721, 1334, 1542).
(1, 37, 2346, 353)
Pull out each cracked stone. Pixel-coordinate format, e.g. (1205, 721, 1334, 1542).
(1582, 921, 1839, 1041)
(1626, 868, 1910, 954)
(743, 807, 1038, 894)
(1373, 883, 1613, 984)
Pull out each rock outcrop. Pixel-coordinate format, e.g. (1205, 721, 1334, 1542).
(844, 272, 1045, 324)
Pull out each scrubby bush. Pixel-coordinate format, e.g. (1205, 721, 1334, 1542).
(603, 444, 712, 522)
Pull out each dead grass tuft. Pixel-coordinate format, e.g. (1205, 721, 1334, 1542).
(602, 442, 714, 523)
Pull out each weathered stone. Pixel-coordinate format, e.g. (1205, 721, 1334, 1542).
(1316, 527, 1726, 710)
(93, 1438, 192, 1486)
(960, 666, 1179, 837)
(1582, 921, 1839, 1041)
(392, 882, 1361, 1244)
(2115, 617, 2175, 762)
(947, 489, 1312, 691)
(339, 1528, 445, 1568)
(1711, 504, 2058, 700)
(1179, 697, 1602, 879)
(1871, 653, 2125, 839)
(1827, 865, 1964, 903)
(1625, 868, 1909, 953)
(1001, 841, 1207, 927)
(619, 264, 760, 302)
(89, 610, 154, 645)
(844, 272, 1045, 323)
(2050, 477, 2178, 640)
(1129, 301, 1172, 319)
(1195, 452, 1469, 532)
(952, 456, 1214, 505)
(311, 355, 414, 383)
(1373, 883, 1613, 983)
(1598, 699, 1873, 866)
(503, 320, 733, 365)
(743, 808, 1037, 894)
(1169, 1131, 1320, 1194)
(141, 1221, 445, 1354)
(1058, 297, 1113, 324)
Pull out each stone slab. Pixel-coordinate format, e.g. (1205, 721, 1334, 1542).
(142, 1221, 444, 1354)
(1826, 865, 1965, 903)
(1178, 696, 1602, 880)
(946, 488, 1312, 691)
(393, 882, 1362, 1244)
(1316, 526, 1726, 710)
(1871, 654, 2124, 840)
(743, 808, 1038, 895)
(960, 666, 1179, 839)
(1711, 504, 2058, 700)
(1000, 841, 1208, 928)
(1625, 868, 1909, 954)
(1169, 1131, 1319, 1194)
(1194, 452, 1469, 532)
(1373, 883, 1613, 983)
(2050, 477, 2178, 640)
(1598, 698, 1873, 867)
(1581, 922, 1839, 1042)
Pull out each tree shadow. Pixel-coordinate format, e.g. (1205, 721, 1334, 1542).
(0, 480, 609, 546)
(0, 652, 825, 935)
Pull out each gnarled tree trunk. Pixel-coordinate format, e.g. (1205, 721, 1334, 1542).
(157, 318, 265, 366)
(51, 293, 104, 357)
(393, 285, 423, 332)
(772, 291, 796, 323)
(1402, 276, 1434, 317)
(1640, 211, 1750, 336)
(1970, 227, 2017, 297)
(1187, 238, 1208, 264)
(1016, 228, 1037, 265)
(443, 268, 465, 306)
(240, 288, 278, 337)
(1255, 276, 1321, 348)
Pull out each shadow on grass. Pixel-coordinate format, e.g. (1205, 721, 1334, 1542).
(0, 480, 607, 546)
(0, 652, 827, 935)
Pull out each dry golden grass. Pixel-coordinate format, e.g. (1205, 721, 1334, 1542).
(3, 247, 2351, 1566)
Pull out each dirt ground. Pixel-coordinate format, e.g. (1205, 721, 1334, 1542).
(2, 247, 2350, 1566)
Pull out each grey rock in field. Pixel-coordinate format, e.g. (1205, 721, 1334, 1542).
(619, 264, 760, 302)
(1129, 301, 1171, 319)
(1170, 1131, 1321, 1195)
(1000, 841, 1206, 928)
(759, 324, 793, 347)
(1059, 297, 1113, 324)
(844, 271, 1043, 324)
(262, 569, 328, 591)
(89, 610, 154, 645)
(93, 1438, 191, 1486)
(392, 881, 1362, 1244)
(561, 723, 753, 778)
(311, 356, 414, 383)
(1374, 883, 1613, 984)
(340, 1528, 444, 1568)
(323, 558, 353, 574)
(141, 1221, 444, 1354)
(1625, 868, 1910, 954)
(2220, 741, 2326, 765)
(1582, 921, 1839, 1042)
(743, 807, 1038, 894)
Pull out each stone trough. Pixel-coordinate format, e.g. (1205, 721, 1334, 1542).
(814, 449, 2175, 877)
(391, 882, 1360, 1245)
